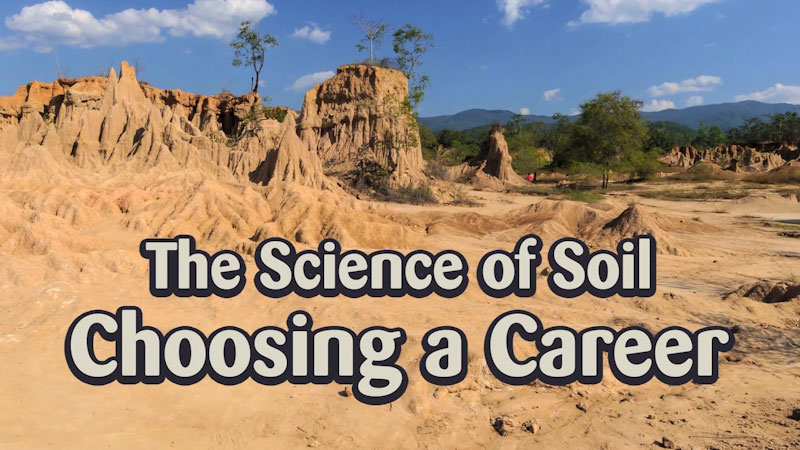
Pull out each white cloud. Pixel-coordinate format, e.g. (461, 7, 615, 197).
(0, 36, 25, 52)
(734, 83, 800, 104)
(1, 0, 276, 52)
(568, 108, 581, 116)
(291, 23, 330, 44)
(570, 0, 718, 26)
(686, 95, 704, 107)
(496, 0, 547, 27)
(543, 88, 562, 102)
(286, 71, 334, 92)
(641, 99, 675, 112)
(520, 107, 531, 115)
(648, 75, 722, 97)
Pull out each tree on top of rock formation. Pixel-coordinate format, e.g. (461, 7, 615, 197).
(392, 24, 434, 108)
(231, 21, 278, 94)
(351, 13, 388, 63)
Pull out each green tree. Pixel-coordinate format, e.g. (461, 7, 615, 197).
(708, 125, 726, 147)
(574, 91, 649, 188)
(418, 124, 438, 158)
(785, 112, 800, 145)
(436, 129, 462, 148)
(433, 129, 480, 165)
(352, 13, 388, 63)
(647, 121, 695, 150)
(509, 131, 548, 181)
(770, 113, 788, 144)
(768, 112, 800, 145)
(692, 121, 710, 149)
(727, 117, 767, 147)
(547, 113, 576, 167)
(231, 21, 278, 94)
(624, 148, 662, 180)
(505, 113, 525, 136)
(392, 24, 433, 108)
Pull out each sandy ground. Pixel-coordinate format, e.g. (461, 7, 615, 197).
(1, 183, 799, 449)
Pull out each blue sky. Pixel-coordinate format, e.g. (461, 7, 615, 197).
(1, 0, 799, 117)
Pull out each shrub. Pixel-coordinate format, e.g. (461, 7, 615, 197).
(390, 182, 437, 204)
(240, 105, 287, 132)
(448, 184, 481, 207)
(637, 188, 747, 201)
(743, 167, 800, 184)
(263, 107, 287, 123)
(669, 162, 736, 182)
(424, 160, 451, 180)
(563, 191, 604, 203)
(355, 57, 400, 70)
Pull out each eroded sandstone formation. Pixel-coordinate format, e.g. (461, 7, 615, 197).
(479, 127, 523, 183)
(0, 61, 328, 189)
(445, 127, 526, 190)
(297, 64, 425, 186)
(251, 112, 333, 189)
(0, 69, 262, 138)
(0, 61, 434, 251)
(662, 144, 798, 172)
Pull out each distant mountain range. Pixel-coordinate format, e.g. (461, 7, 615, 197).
(419, 101, 800, 132)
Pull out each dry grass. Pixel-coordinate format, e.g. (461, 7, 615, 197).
(775, 187, 800, 198)
(383, 182, 438, 205)
(447, 184, 482, 207)
(637, 186, 748, 201)
(663, 162, 737, 183)
(744, 167, 800, 184)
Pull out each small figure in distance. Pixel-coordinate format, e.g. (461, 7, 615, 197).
(527, 173, 534, 183)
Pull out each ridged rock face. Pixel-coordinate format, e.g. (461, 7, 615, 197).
(0, 61, 330, 189)
(141, 86, 265, 137)
(0, 61, 433, 254)
(662, 145, 798, 171)
(298, 64, 425, 186)
(0, 76, 106, 127)
(250, 112, 333, 190)
(661, 146, 699, 168)
(0, 70, 260, 138)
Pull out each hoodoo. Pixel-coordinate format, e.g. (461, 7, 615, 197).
(0, 61, 407, 252)
(479, 126, 524, 183)
(0, 61, 332, 188)
(250, 112, 333, 190)
(298, 64, 426, 187)
(452, 125, 526, 188)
